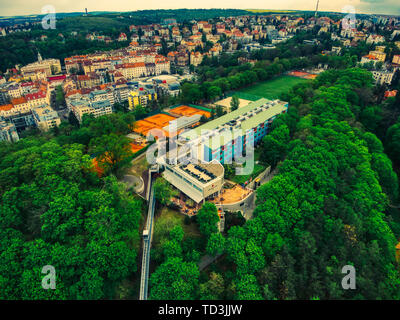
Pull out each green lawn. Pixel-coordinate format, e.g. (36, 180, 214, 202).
(238, 75, 308, 100)
(153, 207, 201, 246)
(230, 163, 266, 185)
(126, 153, 149, 177)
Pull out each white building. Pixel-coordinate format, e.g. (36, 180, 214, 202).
(0, 119, 19, 142)
(68, 98, 113, 123)
(162, 160, 224, 204)
(20, 53, 61, 77)
(372, 70, 395, 85)
(32, 105, 61, 131)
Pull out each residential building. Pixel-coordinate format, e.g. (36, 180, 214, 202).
(20, 53, 61, 77)
(32, 105, 61, 131)
(372, 70, 395, 85)
(369, 50, 386, 62)
(128, 88, 157, 110)
(393, 55, 400, 65)
(180, 98, 288, 164)
(0, 118, 19, 142)
(69, 99, 113, 123)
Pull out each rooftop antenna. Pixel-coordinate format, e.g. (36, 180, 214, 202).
(315, 0, 319, 17)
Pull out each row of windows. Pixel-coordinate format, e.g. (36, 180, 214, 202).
(165, 166, 202, 192)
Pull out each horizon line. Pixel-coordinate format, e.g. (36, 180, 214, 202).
(0, 8, 399, 19)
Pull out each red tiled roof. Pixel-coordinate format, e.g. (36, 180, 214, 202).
(0, 104, 13, 111)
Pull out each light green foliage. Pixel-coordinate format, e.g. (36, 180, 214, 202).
(153, 177, 176, 205)
(196, 202, 220, 238)
(206, 232, 226, 256)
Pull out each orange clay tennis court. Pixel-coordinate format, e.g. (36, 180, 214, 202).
(130, 143, 145, 153)
(133, 113, 177, 136)
(169, 105, 211, 118)
(288, 70, 318, 80)
(133, 114, 176, 136)
(289, 70, 309, 77)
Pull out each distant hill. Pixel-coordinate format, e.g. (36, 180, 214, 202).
(0, 9, 254, 28)
(246, 9, 298, 13)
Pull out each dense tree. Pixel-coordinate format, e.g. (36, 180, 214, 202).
(89, 133, 133, 175)
(153, 178, 176, 205)
(0, 138, 143, 299)
(196, 203, 220, 238)
(230, 95, 240, 111)
(149, 257, 200, 300)
(206, 232, 225, 256)
(225, 67, 400, 300)
(199, 272, 225, 300)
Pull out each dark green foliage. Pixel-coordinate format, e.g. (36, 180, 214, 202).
(0, 139, 143, 299)
(149, 257, 200, 300)
(196, 203, 220, 238)
(225, 67, 400, 300)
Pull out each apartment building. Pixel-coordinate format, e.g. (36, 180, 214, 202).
(190, 52, 203, 66)
(76, 74, 102, 89)
(155, 59, 170, 75)
(32, 105, 61, 131)
(10, 97, 30, 114)
(0, 118, 19, 142)
(128, 88, 157, 110)
(69, 99, 113, 123)
(24, 91, 48, 108)
(7, 83, 23, 99)
(180, 99, 288, 164)
(372, 70, 395, 85)
(20, 54, 61, 77)
(361, 54, 381, 66)
(368, 50, 386, 62)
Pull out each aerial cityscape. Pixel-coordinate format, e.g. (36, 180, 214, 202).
(1, 0, 400, 307)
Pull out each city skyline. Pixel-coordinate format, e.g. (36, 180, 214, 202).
(0, 0, 399, 17)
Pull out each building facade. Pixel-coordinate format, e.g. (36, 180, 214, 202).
(180, 99, 288, 164)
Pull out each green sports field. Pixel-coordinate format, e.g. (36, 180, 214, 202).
(238, 75, 308, 100)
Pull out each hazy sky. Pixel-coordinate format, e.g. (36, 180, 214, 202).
(0, 0, 399, 17)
